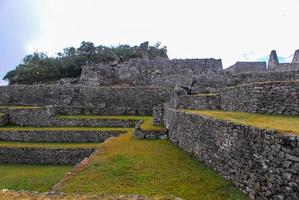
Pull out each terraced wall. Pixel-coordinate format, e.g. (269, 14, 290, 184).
(220, 81, 299, 115)
(0, 85, 170, 115)
(164, 108, 299, 200)
(0, 148, 95, 165)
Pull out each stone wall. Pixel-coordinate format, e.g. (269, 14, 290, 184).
(225, 62, 267, 73)
(0, 85, 170, 115)
(0, 148, 95, 165)
(80, 58, 222, 89)
(0, 130, 124, 143)
(164, 108, 299, 200)
(0, 114, 7, 126)
(174, 94, 221, 110)
(134, 121, 168, 140)
(219, 81, 299, 115)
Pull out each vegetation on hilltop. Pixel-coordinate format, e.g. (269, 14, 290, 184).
(3, 41, 168, 85)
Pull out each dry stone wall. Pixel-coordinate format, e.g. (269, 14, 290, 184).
(220, 81, 299, 115)
(0, 130, 124, 143)
(0, 85, 170, 115)
(164, 108, 299, 200)
(80, 58, 222, 90)
(0, 114, 7, 126)
(174, 94, 220, 110)
(0, 148, 95, 165)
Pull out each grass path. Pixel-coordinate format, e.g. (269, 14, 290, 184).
(183, 109, 299, 135)
(59, 131, 248, 200)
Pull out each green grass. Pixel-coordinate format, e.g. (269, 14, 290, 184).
(59, 131, 248, 200)
(182, 109, 299, 135)
(57, 115, 165, 131)
(0, 141, 100, 149)
(0, 164, 72, 192)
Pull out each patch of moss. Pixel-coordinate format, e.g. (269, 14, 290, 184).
(59, 131, 248, 200)
(0, 164, 72, 192)
(182, 109, 299, 135)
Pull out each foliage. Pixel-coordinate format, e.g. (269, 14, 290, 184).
(183, 109, 299, 135)
(3, 41, 168, 85)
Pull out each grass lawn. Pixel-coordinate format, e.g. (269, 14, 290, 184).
(0, 164, 72, 192)
(59, 131, 248, 200)
(183, 109, 299, 135)
(57, 115, 165, 131)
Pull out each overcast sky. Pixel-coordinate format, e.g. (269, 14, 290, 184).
(1, 0, 299, 85)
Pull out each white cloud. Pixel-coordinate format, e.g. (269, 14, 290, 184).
(26, 0, 299, 68)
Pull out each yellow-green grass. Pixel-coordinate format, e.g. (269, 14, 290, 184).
(59, 131, 248, 200)
(0, 164, 72, 192)
(0, 141, 100, 149)
(182, 109, 299, 135)
(56, 115, 165, 131)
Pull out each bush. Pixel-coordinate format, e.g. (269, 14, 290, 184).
(3, 41, 168, 85)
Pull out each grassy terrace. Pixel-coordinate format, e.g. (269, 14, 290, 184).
(57, 115, 165, 131)
(58, 131, 248, 200)
(182, 109, 299, 135)
(0, 164, 72, 192)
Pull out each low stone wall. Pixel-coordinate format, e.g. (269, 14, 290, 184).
(0, 148, 95, 165)
(174, 94, 220, 110)
(219, 81, 299, 115)
(1, 107, 55, 126)
(133, 121, 168, 140)
(53, 118, 137, 127)
(1, 107, 138, 127)
(0, 85, 170, 115)
(152, 104, 164, 126)
(0, 130, 124, 143)
(164, 108, 299, 200)
(0, 114, 7, 126)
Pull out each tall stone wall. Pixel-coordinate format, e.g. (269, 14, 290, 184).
(164, 108, 299, 200)
(0, 85, 170, 115)
(219, 81, 299, 115)
(80, 58, 223, 89)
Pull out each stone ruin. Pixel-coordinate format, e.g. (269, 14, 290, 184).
(0, 48, 299, 199)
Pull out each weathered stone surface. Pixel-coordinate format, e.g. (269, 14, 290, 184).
(0, 85, 170, 115)
(0, 148, 95, 165)
(268, 50, 279, 70)
(0, 113, 7, 126)
(152, 104, 164, 126)
(164, 107, 299, 200)
(174, 94, 220, 110)
(134, 120, 168, 140)
(225, 62, 267, 73)
(292, 49, 299, 64)
(219, 81, 299, 115)
(0, 130, 124, 143)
